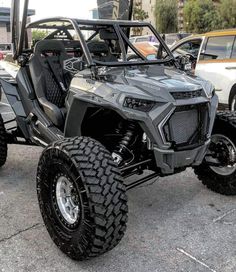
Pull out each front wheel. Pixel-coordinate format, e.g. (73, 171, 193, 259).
(36, 137, 128, 260)
(194, 112, 236, 195)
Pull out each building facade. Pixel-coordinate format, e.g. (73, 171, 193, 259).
(177, 0, 185, 32)
(0, 7, 35, 44)
(96, 0, 130, 20)
(139, 0, 156, 27)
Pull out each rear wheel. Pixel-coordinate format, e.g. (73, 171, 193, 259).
(37, 136, 128, 260)
(0, 114, 7, 167)
(194, 112, 236, 195)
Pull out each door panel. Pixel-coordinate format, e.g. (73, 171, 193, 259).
(196, 36, 236, 105)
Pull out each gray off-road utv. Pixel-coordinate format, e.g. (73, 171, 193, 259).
(0, 0, 236, 261)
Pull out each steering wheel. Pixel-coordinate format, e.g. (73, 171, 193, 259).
(174, 52, 197, 70)
(177, 52, 196, 61)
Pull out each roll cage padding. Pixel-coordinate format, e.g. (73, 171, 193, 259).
(87, 41, 118, 62)
(34, 39, 66, 55)
(99, 29, 118, 40)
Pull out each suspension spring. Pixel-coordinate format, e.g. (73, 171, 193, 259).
(112, 123, 137, 165)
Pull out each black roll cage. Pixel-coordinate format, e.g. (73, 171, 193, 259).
(24, 18, 174, 67)
(11, 0, 174, 67)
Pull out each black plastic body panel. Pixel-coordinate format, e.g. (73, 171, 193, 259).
(0, 78, 26, 117)
(16, 67, 36, 115)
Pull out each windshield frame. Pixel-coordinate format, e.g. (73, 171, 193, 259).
(27, 17, 174, 67)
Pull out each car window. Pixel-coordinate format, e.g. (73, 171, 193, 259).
(174, 39, 202, 57)
(231, 38, 236, 59)
(202, 36, 235, 60)
(136, 37, 149, 43)
(165, 35, 177, 46)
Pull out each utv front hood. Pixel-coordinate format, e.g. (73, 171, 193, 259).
(87, 65, 214, 102)
(123, 65, 212, 98)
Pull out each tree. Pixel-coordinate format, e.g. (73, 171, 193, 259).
(183, 0, 220, 33)
(155, 0, 178, 33)
(32, 30, 49, 41)
(217, 0, 236, 29)
(133, 2, 149, 35)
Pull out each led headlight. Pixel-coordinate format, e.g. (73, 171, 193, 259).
(123, 97, 155, 112)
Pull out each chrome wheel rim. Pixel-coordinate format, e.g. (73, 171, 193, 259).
(231, 95, 236, 111)
(210, 134, 236, 176)
(55, 176, 80, 224)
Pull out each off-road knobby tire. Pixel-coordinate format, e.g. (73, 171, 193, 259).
(36, 136, 128, 260)
(0, 114, 7, 167)
(194, 111, 236, 195)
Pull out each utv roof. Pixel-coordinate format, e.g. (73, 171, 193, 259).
(27, 17, 150, 29)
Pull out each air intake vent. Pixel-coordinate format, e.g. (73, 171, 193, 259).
(171, 90, 202, 100)
(163, 103, 209, 150)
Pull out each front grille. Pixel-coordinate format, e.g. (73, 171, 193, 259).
(171, 89, 202, 100)
(163, 104, 209, 150)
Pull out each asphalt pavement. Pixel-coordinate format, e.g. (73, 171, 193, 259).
(0, 94, 236, 272)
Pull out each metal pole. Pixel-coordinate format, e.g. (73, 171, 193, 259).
(11, 0, 20, 59)
(17, 0, 29, 58)
(128, 0, 134, 21)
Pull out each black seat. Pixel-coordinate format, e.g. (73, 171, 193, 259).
(29, 40, 72, 127)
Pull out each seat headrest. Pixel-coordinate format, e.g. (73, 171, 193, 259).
(99, 29, 118, 40)
(87, 41, 109, 54)
(34, 40, 66, 55)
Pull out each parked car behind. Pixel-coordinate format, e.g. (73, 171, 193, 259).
(164, 33, 191, 47)
(127, 41, 158, 60)
(129, 34, 158, 44)
(171, 29, 236, 110)
(0, 43, 12, 59)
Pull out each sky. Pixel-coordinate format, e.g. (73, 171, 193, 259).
(29, 0, 97, 20)
(0, 0, 97, 20)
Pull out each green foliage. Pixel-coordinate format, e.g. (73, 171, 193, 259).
(32, 30, 49, 41)
(133, 3, 149, 36)
(217, 0, 236, 29)
(133, 6, 149, 21)
(183, 0, 220, 33)
(155, 0, 178, 33)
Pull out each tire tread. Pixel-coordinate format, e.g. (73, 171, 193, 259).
(194, 112, 236, 195)
(37, 136, 128, 260)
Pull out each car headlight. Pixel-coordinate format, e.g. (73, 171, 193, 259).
(123, 97, 155, 112)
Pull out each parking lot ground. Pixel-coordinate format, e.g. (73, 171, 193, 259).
(0, 97, 236, 272)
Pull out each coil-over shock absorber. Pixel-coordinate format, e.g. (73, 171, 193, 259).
(112, 122, 137, 165)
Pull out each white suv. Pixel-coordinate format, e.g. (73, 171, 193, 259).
(171, 29, 236, 110)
